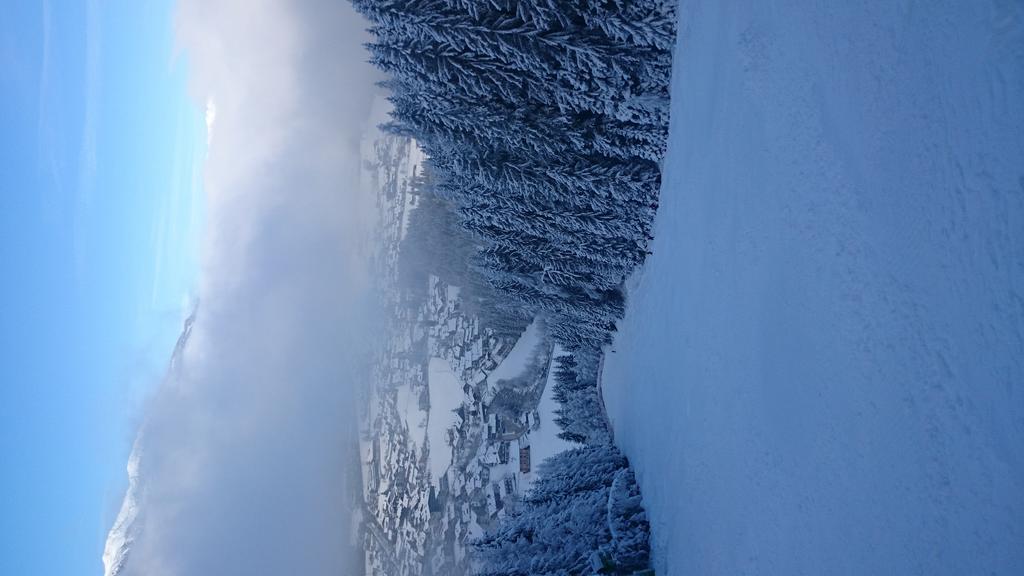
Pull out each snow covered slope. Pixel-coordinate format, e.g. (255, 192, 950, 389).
(103, 309, 196, 576)
(101, 443, 141, 576)
(602, 1, 1024, 574)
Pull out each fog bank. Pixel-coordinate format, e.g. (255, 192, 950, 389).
(111, 1, 381, 574)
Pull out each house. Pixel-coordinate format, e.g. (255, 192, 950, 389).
(487, 413, 497, 438)
(492, 483, 504, 512)
(519, 445, 531, 474)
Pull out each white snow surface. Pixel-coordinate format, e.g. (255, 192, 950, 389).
(102, 440, 142, 576)
(395, 381, 427, 443)
(603, 2, 1024, 575)
(488, 320, 542, 385)
(520, 346, 573, 493)
(427, 356, 463, 487)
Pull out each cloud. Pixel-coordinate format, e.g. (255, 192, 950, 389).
(36, 0, 56, 181)
(204, 98, 216, 147)
(74, 0, 101, 279)
(148, 101, 202, 308)
(112, 1, 383, 574)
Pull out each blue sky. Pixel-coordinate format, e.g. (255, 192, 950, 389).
(0, 2, 205, 574)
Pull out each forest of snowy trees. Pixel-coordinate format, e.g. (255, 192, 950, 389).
(352, 0, 676, 351)
(471, 354, 652, 575)
(353, 0, 676, 572)
(473, 442, 651, 575)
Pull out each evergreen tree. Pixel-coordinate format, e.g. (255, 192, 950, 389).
(355, 0, 675, 352)
(472, 444, 650, 575)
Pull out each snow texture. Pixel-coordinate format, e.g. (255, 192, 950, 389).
(427, 356, 462, 487)
(531, 348, 575, 473)
(487, 320, 543, 386)
(102, 441, 141, 576)
(512, 346, 576, 495)
(396, 380, 427, 442)
(602, 1, 1024, 574)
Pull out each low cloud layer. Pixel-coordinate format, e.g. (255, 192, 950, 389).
(117, 2, 381, 574)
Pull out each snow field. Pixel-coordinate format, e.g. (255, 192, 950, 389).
(603, 1, 1024, 574)
(427, 356, 463, 488)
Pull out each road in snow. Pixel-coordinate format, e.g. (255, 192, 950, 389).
(602, 2, 1024, 574)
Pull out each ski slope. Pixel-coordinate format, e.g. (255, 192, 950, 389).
(602, 2, 1024, 574)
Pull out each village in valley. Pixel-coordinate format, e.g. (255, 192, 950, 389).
(355, 124, 570, 576)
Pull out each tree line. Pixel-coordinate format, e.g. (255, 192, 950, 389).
(353, 0, 676, 352)
(354, 0, 676, 573)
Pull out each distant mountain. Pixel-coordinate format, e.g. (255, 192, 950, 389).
(101, 441, 141, 576)
(101, 307, 196, 576)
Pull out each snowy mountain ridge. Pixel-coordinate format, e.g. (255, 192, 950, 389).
(101, 307, 196, 576)
(101, 441, 142, 576)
